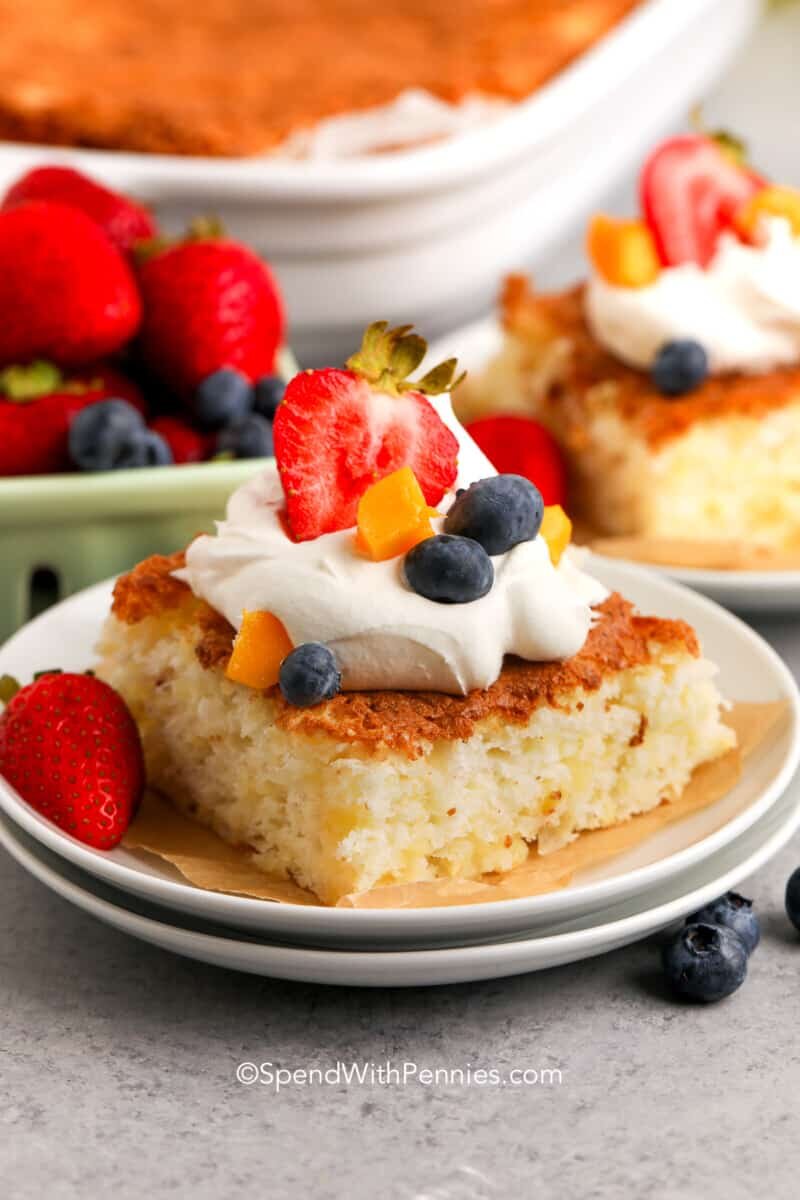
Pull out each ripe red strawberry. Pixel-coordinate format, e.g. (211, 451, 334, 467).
(0, 672, 145, 850)
(466, 416, 567, 507)
(0, 362, 146, 476)
(137, 233, 285, 400)
(273, 323, 460, 541)
(3, 165, 158, 254)
(149, 415, 209, 464)
(640, 135, 764, 267)
(0, 201, 142, 368)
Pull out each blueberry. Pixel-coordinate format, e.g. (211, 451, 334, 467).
(253, 374, 286, 421)
(661, 922, 748, 1003)
(215, 414, 273, 459)
(651, 339, 709, 397)
(279, 643, 341, 707)
(785, 866, 800, 932)
(686, 891, 760, 954)
(404, 534, 494, 604)
(194, 368, 253, 431)
(444, 475, 544, 556)
(68, 399, 171, 471)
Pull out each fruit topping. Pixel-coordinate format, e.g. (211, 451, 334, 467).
(539, 505, 572, 566)
(404, 534, 493, 604)
(137, 228, 285, 400)
(651, 339, 709, 397)
(253, 374, 286, 421)
(660, 922, 748, 1003)
(356, 466, 434, 561)
(279, 643, 341, 707)
(0, 671, 145, 850)
(194, 367, 254, 430)
(465, 416, 567, 507)
(444, 475, 544, 556)
(640, 134, 763, 267)
(586, 215, 660, 288)
(273, 323, 460, 542)
(687, 892, 760, 955)
(2, 165, 157, 255)
(148, 416, 209, 465)
(69, 399, 172, 471)
(0, 201, 142, 368)
(215, 413, 274, 459)
(226, 610, 294, 689)
(735, 184, 800, 242)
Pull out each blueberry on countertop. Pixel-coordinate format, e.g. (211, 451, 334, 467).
(651, 339, 709, 397)
(69, 399, 173, 471)
(279, 643, 341, 707)
(404, 534, 494, 604)
(785, 866, 800, 932)
(253, 374, 286, 421)
(687, 892, 760, 954)
(444, 475, 544, 556)
(215, 413, 273, 459)
(661, 922, 748, 1003)
(194, 367, 253, 430)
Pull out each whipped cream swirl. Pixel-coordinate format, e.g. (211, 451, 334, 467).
(585, 218, 800, 375)
(179, 398, 606, 695)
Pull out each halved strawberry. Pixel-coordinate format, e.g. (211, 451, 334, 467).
(273, 323, 461, 541)
(640, 135, 764, 267)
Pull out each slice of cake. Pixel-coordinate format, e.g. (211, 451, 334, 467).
(96, 323, 733, 905)
(455, 136, 800, 553)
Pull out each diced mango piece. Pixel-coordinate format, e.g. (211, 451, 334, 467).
(587, 215, 661, 288)
(735, 185, 800, 241)
(226, 610, 293, 689)
(356, 466, 434, 561)
(540, 505, 572, 566)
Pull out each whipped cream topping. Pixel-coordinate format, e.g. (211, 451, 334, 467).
(585, 217, 800, 375)
(272, 89, 509, 160)
(179, 398, 606, 695)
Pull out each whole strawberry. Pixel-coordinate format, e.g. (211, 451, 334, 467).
(149, 415, 210, 464)
(274, 322, 461, 541)
(0, 201, 142, 368)
(137, 230, 285, 400)
(0, 362, 146, 476)
(0, 672, 145, 850)
(3, 165, 158, 255)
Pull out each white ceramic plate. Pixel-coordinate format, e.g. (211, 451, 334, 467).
(0, 560, 796, 949)
(430, 318, 800, 615)
(2, 773, 798, 987)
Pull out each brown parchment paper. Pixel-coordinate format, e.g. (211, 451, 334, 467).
(121, 700, 787, 910)
(578, 532, 800, 573)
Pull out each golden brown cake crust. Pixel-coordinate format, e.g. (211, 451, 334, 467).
(0, 0, 640, 157)
(502, 274, 800, 449)
(110, 553, 698, 758)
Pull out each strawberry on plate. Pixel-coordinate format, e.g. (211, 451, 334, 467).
(137, 226, 285, 400)
(0, 672, 145, 850)
(0, 201, 142, 368)
(640, 135, 764, 268)
(466, 415, 567, 507)
(273, 323, 461, 541)
(0, 362, 146, 476)
(2, 165, 158, 255)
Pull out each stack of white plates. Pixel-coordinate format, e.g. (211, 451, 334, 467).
(0, 560, 798, 987)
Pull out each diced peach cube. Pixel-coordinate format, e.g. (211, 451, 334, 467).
(587, 215, 660, 288)
(735, 185, 800, 242)
(356, 466, 434, 561)
(226, 610, 293, 689)
(540, 505, 572, 565)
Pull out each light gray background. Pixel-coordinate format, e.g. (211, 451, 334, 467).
(3, 8, 800, 1198)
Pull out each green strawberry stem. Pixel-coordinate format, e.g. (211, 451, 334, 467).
(0, 360, 63, 402)
(0, 674, 19, 703)
(690, 106, 749, 168)
(346, 321, 465, 397)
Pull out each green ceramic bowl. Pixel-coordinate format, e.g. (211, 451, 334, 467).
(0, 458, 268, 641)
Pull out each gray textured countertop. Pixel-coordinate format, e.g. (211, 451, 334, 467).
(4, 9, 800, 1198)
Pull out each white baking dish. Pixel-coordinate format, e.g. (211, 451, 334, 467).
(0, 0, 759, 362)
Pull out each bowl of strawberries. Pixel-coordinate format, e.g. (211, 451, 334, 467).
(0, 164, 294, 641)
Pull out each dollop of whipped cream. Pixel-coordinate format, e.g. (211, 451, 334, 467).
(585, 217, 800, 374)
(178, 399, 606, 695)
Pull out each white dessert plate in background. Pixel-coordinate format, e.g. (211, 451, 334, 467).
(0, 560, 796, 950)
(429, 317, 800, 615)
(1, 770, 798, 987)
